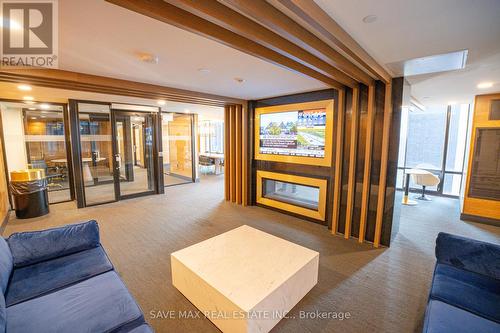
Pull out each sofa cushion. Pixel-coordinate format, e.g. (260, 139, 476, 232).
(430, 263, 500, 323)
(0, 237, 13, 294)
(7, 271, 144, 333)
(423, 300, 500, 333)
(435, 232, 500, 279)
(7, 220, 100, 268)
(5, 246, 113, 306)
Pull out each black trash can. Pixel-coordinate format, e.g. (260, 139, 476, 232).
(10, 169, 49, 219)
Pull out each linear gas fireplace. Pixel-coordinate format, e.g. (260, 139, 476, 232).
(256, 170, 327, 221)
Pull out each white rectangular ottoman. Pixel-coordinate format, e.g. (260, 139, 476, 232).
(171, 225, 319, 333)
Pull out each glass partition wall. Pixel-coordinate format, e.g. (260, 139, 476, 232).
(161, 113, 195, 186)
(397, 104, 471, 197)
(0, 101, 73, 205)
(72, 101, 159, 207)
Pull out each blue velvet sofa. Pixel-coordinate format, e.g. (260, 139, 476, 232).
(423, 232, 500, 332)
(0, 221, 154, 333)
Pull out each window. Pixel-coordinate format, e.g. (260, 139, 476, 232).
(199, 120, 224, 154)
(397, 103, 471, 197)
(405, 106, 447, 170)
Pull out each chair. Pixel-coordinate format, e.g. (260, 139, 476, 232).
(199, 155, 215, 175)
(29, 159, 65, 189)
(411, 170, 440, 200)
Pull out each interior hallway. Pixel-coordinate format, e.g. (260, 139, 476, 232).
(1, 176, 499, 333)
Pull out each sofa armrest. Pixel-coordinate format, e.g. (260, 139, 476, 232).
(435, 232, 500, 279)
(7, 220, 100, 268)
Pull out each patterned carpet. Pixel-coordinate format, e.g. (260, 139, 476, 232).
(2, 175, 499, 332)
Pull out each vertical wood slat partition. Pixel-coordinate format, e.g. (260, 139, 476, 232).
(374, 83, 393, 247)
(224, 107, 231, 201)
(344, 86, 360, 239)
(331, 88, 345, 234)
(224, 104, 247, 206)
(358, 83, 376, 242)
(250, 84, 400, 246)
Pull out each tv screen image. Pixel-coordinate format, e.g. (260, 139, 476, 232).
(259, 108, 326, 158)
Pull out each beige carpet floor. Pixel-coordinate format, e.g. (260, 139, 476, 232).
(2, 175, 499, 333)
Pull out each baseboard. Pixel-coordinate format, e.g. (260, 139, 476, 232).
(460, 213, 500, 227)
(0, 210, 11, 235)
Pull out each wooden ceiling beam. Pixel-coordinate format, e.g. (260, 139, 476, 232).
(276, 0, 392, 83)
(105, 0, 345, 89)
(219, 0, 373, 85)
(164, 0, 359, 87)
(0, 69, 243, 107)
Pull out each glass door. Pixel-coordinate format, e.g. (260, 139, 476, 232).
(161, 113, 195, 186)
(114, 111, 156, 198)
(76, 102, 116, 206)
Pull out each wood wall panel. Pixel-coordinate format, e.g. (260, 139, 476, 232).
(251, 89, 337, 227)
(337, 88, 353, 234)
(248, 82, 403, 247)
(462, 93, 500, 223)
(350, 85, 367, 239)
(365, 81, 386, 242)
(224, 104, 247, 206)
(224, 107, 231, 201)
(0, 134, 9, 225)
(375, 78, 406, 247)
(358, 83, 376, 242)
(331, 88, 345, 233)
(344, 86, 360, 238)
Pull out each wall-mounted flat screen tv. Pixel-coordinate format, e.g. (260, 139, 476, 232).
(255, 100, 333, 166)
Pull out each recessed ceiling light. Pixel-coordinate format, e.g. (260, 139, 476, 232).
(138, 53, 159, 64)
(17, 84, 32, 91)
(40, 103, 50, 110)
(23, 96, 34, 101)
(30, 117, 37, 120)
(157, 100, 166, 106)
(362, 15, 377, 23)
(477, 82, 493, 89)
(198, 68, 211, 73)
(234, 77, 245, 83)
(28, 107, 36, 110)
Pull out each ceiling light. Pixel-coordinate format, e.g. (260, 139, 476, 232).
(477, 82, 493, 89)
(362, 15, 378, 23)
(157, 100, 166, 106)
(30, 117, 37, 120)
(234, 77, 245, 83)
(198, 68, 211, 73)
(23, 96, 34, 101)
(17, 84, 32, 91)
(28, 108, 36, 110)
(40, 103, 50, 110)
(138, 53, 159, 64)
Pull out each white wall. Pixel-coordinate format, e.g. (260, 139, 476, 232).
(0, 105, 27, 177)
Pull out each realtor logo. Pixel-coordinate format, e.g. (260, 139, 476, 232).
(1, 0, 58, 68)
